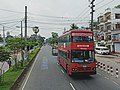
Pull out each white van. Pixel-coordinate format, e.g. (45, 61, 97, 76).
(95, 46, 109, 55)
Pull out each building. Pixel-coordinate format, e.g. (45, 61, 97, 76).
(97, 8, 120, 53)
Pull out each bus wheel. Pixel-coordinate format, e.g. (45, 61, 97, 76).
(66, 65, 71, 76)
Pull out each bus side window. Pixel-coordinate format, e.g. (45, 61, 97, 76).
(68, 50, 71, 59)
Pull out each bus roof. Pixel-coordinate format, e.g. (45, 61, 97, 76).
(59, 29, 92, 38)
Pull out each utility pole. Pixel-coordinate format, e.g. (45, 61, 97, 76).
(25, 6, 27, 40)
(3, 26, 6, 45)
(20, 21, 24, 66)
(21, 21, 23, 39)
(89, 0, 95, 32)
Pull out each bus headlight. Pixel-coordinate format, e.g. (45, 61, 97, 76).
(92, 68, 96, 71)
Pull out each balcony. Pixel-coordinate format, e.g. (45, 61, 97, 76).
(112, 40, 120, 42)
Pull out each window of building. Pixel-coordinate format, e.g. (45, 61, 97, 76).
(115, 24, 120, 29)
(112, 34, 119, 40)
(115, 14, 120, 19)
(107, 25, 111, 30)
(108, 35, 111, 40)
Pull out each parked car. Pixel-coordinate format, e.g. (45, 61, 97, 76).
(95, 46, 109, 55)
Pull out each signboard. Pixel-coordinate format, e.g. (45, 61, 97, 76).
(77, 45, 89, 48)
(72, 33, 92, 36)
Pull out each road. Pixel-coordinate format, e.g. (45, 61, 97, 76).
(20, 45, 120, 90)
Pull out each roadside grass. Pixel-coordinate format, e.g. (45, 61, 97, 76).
(0, 48, 40, 90)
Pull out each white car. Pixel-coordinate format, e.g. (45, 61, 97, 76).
(95, 46, 109, 55)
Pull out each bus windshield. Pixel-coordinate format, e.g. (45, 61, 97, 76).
(72, 36, 93, 42)
(71, 50, 95, 63)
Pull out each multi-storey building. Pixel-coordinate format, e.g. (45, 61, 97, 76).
(97, 8, 120, 53)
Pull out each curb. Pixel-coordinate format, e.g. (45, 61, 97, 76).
(10, 49, 40, 90)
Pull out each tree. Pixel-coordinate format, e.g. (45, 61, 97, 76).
(6, 38, 27, 68)
(0, 37, 3, 42)
(70, 23, 79, 30)
(0, 47, 11, 83)
(115, 5, 120, 8)
(0, 47, 10, 62)
(51, 32, 58, 46)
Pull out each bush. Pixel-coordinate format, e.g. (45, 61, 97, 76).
(0, 48, 40, 90)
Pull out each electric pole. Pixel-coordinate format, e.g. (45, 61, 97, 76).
(25, 6, 27, 40)
(21, 21, 24, 66)
(21, 21, 23, 39)
(3, 26, 6, 45)
(89, 0, 95, 32)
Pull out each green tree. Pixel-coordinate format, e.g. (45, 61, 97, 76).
(0, 47, 11, 83)
(6, 38, 27, 68)
(70, 23, 79, 30)
(0, 37, 3, 42)
(51, 32, 58, 46)
(115, 5, 120, 8)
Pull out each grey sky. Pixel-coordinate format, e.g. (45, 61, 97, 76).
(0, 0, 119, 38)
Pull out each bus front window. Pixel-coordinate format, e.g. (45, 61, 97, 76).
(72, 36, 93, 42)
(71, 50, 95, 63)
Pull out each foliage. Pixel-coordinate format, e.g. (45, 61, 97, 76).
(29, 34, 45, 43)
(0, 36, 3, 42)
(0, 48, 40, 90)
(0, 47, 11, 62)
(6, 38, 27, 51)
(47, 32, 58, 46)
(115, 5, 120, 8)
(70, 23, 79, 30)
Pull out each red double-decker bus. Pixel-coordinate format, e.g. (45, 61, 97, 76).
(58, 29, 96, 76)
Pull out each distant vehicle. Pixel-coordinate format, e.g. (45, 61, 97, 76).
(52, 47, 58, 56)
(58, 29, 96, 76)
(95, 46, 109, 55)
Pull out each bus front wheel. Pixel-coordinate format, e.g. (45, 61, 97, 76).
(66, 65, 71, 76)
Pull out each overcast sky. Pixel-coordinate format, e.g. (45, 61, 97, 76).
(0, 0, 120, 38)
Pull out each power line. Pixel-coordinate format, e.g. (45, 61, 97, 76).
(96, 0, 105, 5)
(75, 7, 90, 19)
(96, 0, 115, 11)
(28, 20, 89, 25)
(0, 8, 24, 14)
(0, 18, 23, 23)
(28, 16, 89, 22)
(28, 12, 76, 19)
(0, 21, 20, 25)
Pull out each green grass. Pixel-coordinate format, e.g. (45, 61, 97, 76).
(0, 48, 40, 90)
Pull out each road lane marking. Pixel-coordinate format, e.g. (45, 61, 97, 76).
(112, 81, 119, 86)
(97, 73, 101, 75)
(61, 69, 64, 73)
(21, 53, 39, 90)
(70, 83, 76, 90)
(104, 77, 109, 80)
(41, 57, 48, 70)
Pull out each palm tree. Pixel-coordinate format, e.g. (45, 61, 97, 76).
(70, 23, 79, 30)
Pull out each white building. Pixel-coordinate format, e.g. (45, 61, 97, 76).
(97, 8, 120, 53)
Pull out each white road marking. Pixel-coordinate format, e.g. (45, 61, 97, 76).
(70, 83, 76, 90)
(21, 53, 39, 90)
(97, 73, 101, 75)
(112, 81, 119, 86)
(41, 57, 48, 70)
(61, 69, 64, 73)
(104, 77, 109, 80)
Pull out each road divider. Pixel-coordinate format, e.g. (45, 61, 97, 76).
(116, 68, 119, 78)
(110, 67, 113, 76)
(96, 61, 119, 79)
